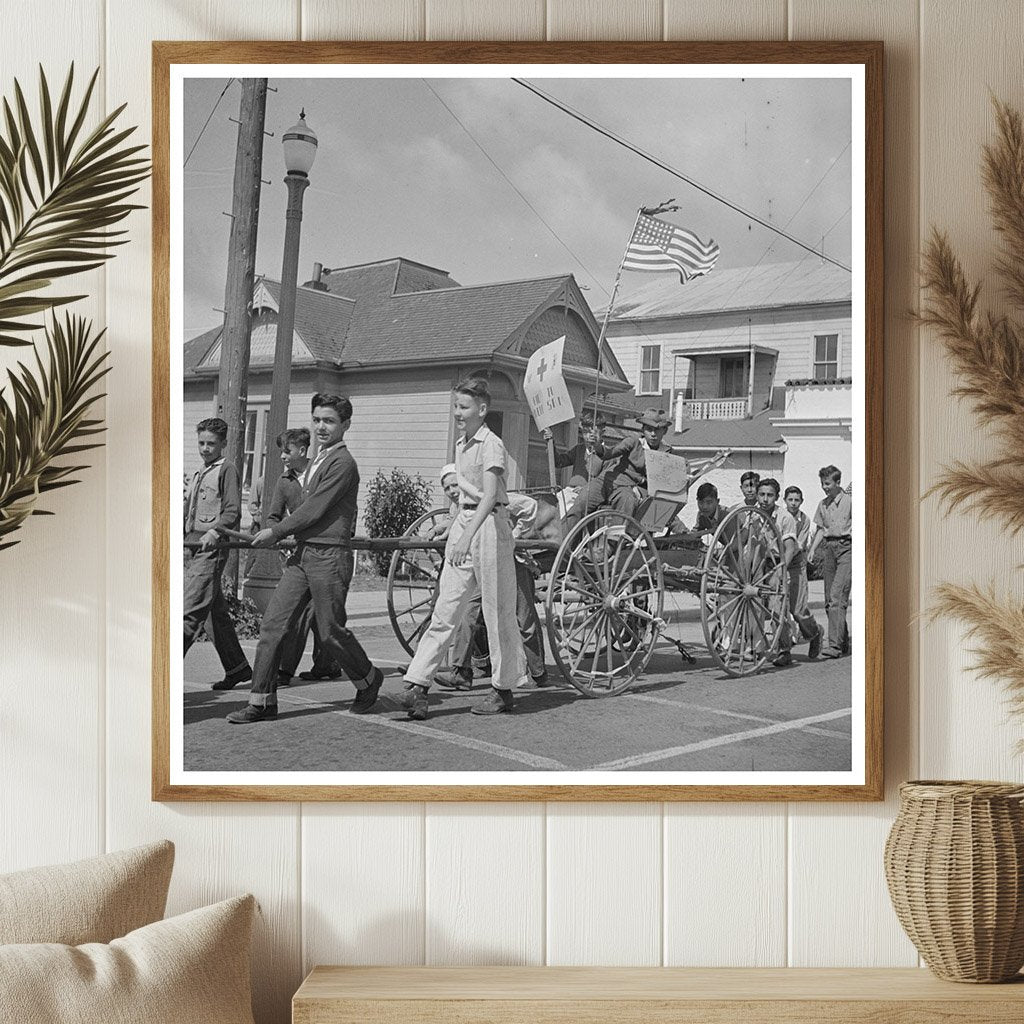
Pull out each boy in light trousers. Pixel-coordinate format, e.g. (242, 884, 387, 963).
(399, 378, 527, 720)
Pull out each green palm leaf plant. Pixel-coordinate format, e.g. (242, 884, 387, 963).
(0, 65, 147, 548)
(0, 64, 148, 347)
(0, 314, 109, 550)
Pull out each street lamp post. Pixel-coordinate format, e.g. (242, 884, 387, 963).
(262, 110, 318, 515)
(243, 110, 317, 610)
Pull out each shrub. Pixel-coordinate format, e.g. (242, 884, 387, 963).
(362, 468, 434, 575)
(193, 579, 264, 641)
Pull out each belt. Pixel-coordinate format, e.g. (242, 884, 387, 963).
(460, 503, 506, 511)
(824, 534, 851, 542)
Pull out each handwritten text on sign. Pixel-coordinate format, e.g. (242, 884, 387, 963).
(644, 448, 690, 501)
(524, 335, 574, 431)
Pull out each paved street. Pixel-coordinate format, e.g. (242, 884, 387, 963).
(182, 581, 852, 774)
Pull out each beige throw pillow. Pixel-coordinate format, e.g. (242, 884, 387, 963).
(0, 894, 256, 1024)
(0, 840, 174, 945)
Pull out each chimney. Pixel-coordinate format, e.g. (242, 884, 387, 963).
(305, 261, 328, 291)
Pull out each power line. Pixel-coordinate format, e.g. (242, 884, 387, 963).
(421, 80, 610, 298)
(184, 78, 235, 168)
(512, 77, 852, 274)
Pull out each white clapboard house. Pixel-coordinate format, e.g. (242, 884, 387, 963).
(602, 258, 854, 508)
(182, 257, 633, 511)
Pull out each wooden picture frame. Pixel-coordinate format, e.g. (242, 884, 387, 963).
(154, 40, 883, 801)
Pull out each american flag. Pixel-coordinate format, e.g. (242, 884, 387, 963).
(621, 214, 720, 283)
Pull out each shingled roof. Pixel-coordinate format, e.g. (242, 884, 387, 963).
(183, 256, 627, 379)
(606, 258, 852, 321)
(340, 274, 576, 367)
(669, 409, 785, 452)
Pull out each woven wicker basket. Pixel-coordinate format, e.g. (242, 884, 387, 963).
(885, 780, 1024, 982)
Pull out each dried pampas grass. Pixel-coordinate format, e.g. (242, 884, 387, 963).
(930, 584, 1024, 718)
(920, 97, 1024, 725)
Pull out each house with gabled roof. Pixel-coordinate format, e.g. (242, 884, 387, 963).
(182, 257, 632, 509)
(601, 258, 854, 507)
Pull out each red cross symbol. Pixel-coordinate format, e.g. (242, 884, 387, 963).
(536, 357, 549, 381)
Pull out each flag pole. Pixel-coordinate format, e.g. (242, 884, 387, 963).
(587, 205, 646, 430)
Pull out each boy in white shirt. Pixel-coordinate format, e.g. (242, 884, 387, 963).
(399, 379, 527, 720)
(757, 479, 820, 666)
(784, 485, 822, 661)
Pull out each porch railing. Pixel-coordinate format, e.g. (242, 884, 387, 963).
(677, 397, 748, 421)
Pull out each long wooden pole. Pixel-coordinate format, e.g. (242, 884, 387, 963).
(217, 78, 267, 489)
(216, 78, 266, 595)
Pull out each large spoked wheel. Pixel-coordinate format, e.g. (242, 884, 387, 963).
(386, 508, 448, 656)
(545, 509, 664, 698)
(700, 505, 789, 677)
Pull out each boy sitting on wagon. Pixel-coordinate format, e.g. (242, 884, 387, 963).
(564, 407, 675, 530)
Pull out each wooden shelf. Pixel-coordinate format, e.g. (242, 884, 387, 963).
(293, 966, 1024, 1023)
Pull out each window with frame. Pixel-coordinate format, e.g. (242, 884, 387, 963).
(638, 344, 661, 394)
(242, 404, 268, 492)
(719, 356, 746, 398)
(813, 334, 839, 380)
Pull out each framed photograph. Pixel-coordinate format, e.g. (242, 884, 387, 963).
(153, 41, 882, 801)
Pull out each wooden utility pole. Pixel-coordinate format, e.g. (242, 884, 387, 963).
(217, 78, 267, 595)
(218, 78, 268, 503)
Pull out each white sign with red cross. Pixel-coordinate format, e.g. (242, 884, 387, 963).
(524, 335, 574, 431)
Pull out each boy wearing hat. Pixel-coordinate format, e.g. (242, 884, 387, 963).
(565, 407, 674, 528)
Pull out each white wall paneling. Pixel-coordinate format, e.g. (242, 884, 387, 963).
(917, 0, 1024, 777)
(5, 4, 1021, 1023)
(664, 0, 786, 40)
(547, 0, 663, 41)
(425, 0, 545, 41)
(103, 5, 303, 1022)
(425, 803, 545, 964)
(302, 0, 425, 40)
(546, 803, 662, 964)
(663, 804, 787, 966)
(786, 0, 921, 968)
(0, 0, 107, 875)
(302, 803, 426, 969)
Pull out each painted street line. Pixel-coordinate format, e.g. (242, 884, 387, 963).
(625, 691, 851, 739)
(588, 708, 854, 771)
(276, 691, 570, 771)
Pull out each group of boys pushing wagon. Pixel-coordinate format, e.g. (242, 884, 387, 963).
(182, 377, 853, 726)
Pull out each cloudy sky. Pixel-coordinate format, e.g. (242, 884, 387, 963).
(182, 73, 852, 341)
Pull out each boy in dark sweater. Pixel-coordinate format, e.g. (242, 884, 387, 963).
(227, 395, 383, 723)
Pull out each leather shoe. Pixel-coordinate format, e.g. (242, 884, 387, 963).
(808, 629, 822, 660)
(226, 703, 277, 724)
(276, 671, 292, 687)
(471, 687, 514, 715)
(399, 684, 429, 721)
(772, 651, 793, 667)
(299, 666, 341, 681)
(434, 666, 473, 690)
(517, 673, 553, 689)
(351, 667, 384, 715)
(212, 664, 253, 691)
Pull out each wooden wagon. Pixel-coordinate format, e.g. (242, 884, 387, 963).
(386, 497, 791, 699)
